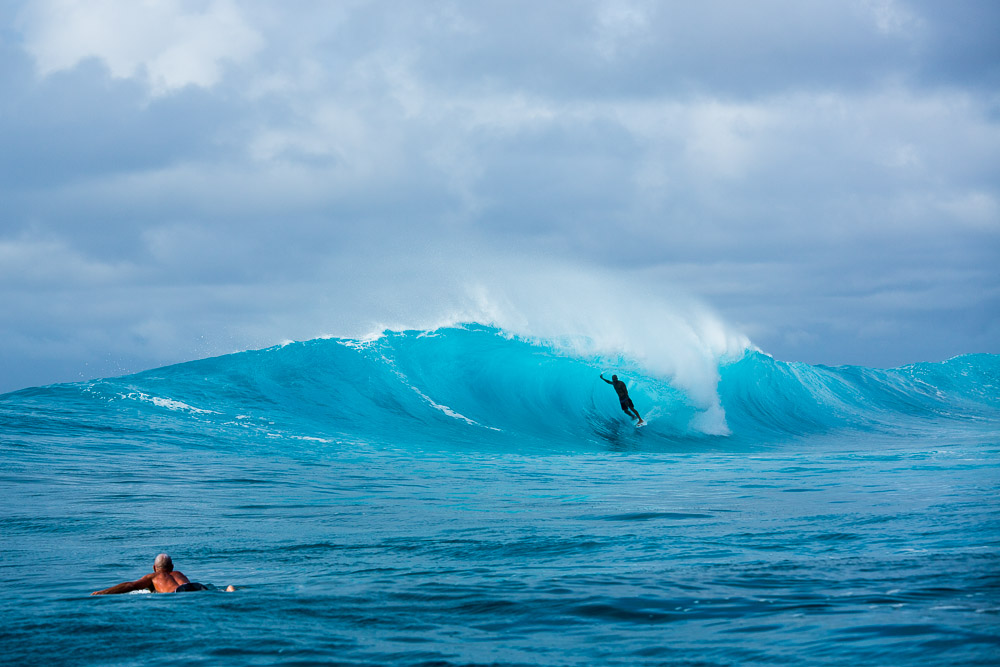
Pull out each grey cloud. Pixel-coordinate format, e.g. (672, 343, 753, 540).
(908, 0, 1000, 89)
(379, 1, 914, 98)
(0, 58, 234, 190)
(0, 1, 998, 392)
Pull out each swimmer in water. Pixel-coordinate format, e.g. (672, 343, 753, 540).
(91, 553, 235, 594)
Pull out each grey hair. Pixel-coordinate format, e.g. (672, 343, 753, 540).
(153, 553, 173, 572)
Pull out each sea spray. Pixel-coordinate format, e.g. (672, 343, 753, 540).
(361, 262, 754, 435)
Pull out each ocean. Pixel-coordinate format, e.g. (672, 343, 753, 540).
(1, 324, 998, 665)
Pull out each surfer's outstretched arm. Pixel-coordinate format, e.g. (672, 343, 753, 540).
(92, 573, 155, 595)
(599, 374, 613, 385)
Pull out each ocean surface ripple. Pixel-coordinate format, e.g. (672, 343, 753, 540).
(1, 325, 998, 665)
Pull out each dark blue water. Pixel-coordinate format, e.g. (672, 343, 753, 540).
(2, 326, 998, 665)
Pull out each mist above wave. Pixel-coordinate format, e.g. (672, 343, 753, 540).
(355, 261, 753, 436)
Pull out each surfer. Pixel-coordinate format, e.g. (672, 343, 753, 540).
(91, 553, 235, 594)
(600, 374, 644, 424)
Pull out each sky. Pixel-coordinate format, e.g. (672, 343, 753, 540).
(1, 0, 998, 393)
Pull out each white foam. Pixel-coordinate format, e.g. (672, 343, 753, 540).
(359, 342, 502, 432)
(409, 385, 501, 431)
(444, 261, 751, 435)
(289, 435, 332, 443)
(336, 336, 380, 351)
(121, 391, 218, 414)
(305, 255, 753, 435)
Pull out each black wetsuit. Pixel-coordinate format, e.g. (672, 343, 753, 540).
(612, 379, 634, 410)
(602, 375, 642, 422)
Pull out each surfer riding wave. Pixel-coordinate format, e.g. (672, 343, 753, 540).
(601, 374, 644, 424)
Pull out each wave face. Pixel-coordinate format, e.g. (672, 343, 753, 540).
(5, 325, 997, 451)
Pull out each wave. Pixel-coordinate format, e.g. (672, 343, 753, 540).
(718, 349, 1000, 439)
(3, 324, 997, 452)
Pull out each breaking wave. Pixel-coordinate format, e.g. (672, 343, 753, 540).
(3, 324, 996, 452)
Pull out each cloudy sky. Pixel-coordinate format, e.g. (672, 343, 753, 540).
(1, 0, 998, 392)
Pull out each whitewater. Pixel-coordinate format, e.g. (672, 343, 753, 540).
(2, 322, 998, 665)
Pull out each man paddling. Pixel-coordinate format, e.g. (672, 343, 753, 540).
(600, 374, 644, 424)
(92, 553, 234, 594)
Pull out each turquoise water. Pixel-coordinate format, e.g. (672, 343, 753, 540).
(2, 326, 998, 665)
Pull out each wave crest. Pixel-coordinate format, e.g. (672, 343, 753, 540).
(13, 326, 994, 451)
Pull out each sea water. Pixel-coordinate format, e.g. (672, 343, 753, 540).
(1, 325, 998, 665)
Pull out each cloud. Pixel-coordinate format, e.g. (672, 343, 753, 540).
(19, 0, 262, 95)
(0, 232, 135, 286)
(0, 1, 998, 392)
